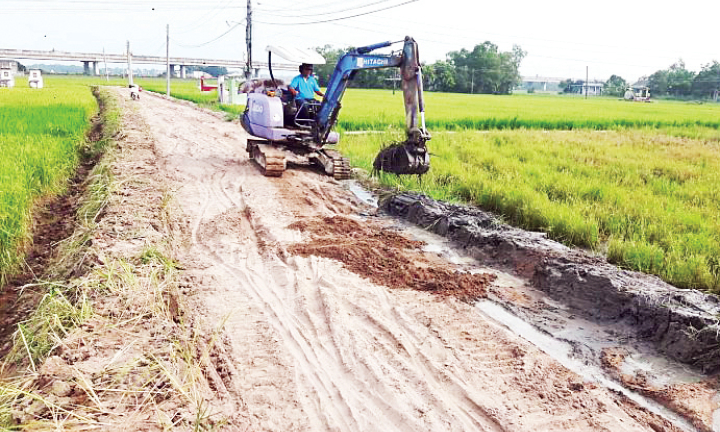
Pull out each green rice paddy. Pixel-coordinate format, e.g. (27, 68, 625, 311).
(338, 93, 720, 292)
(0, 76, 97, 283)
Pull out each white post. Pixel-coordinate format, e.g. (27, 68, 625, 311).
(166, 24, 170, 97)
(127, 40, 134, 86)
(103, 47, 109, 81)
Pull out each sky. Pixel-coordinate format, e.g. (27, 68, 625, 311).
(2, 0, 719, 83)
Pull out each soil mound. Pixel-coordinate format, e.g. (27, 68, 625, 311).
(380, 192, 720, 373)
(289, 216, 496, 302)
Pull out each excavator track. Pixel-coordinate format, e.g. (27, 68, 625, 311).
(332, 157, 351, 180)
(248, 140, 286, 177)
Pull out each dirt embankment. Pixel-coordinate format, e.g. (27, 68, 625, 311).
(380, 192, 720, 374)
(1, 89, 710, 431)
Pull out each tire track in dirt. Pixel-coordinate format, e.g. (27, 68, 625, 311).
(130, 90, 684, 432)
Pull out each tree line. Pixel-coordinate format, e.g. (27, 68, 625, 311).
(314, 42, 525, 95)
(582, 60, 720, 99)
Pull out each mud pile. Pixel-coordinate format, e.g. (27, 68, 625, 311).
(289, 216, 496, 302)
(380, 193, 720, 373)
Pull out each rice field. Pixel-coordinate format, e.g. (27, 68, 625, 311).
(339, 126, 720, 292)
(0, 77, 97, 283)
(337, 89, 720, 133)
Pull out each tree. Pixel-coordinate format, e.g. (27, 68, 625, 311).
(666, 60, 695, 96)
(447, 42, 525, 94)
(691, 61, 720, 98)
(314, 45, 345, 87)
(310, 41, 525, 94)
(188, 66, 227, 77)
(558, 78, 573, 93)
(648, 60, 695, 97)
(604, 75, 628, 96)
(425, 61, 455, 91)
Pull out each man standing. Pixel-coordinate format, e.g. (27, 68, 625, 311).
(288, 63, 324, 104)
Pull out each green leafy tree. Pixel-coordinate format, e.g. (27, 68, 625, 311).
(558, 78, 573, 93)
(691, 61, 720, 98)
(425, 61, 456, 91)
(447, 42, 525, 94)
(666, 60, 695, 96)
(314, 45, 345, 87)
(648, 60, 695, 96)
(187, 66, 227, 77)
(604, 75, 628, 96)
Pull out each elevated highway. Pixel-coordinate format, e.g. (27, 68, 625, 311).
(0, 48, 297, 76)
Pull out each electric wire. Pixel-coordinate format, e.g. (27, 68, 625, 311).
(254, 0, 418, 25)
(255, 0, 391, 18)
(171, 21, 244, 48)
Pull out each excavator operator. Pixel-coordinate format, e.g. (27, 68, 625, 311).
(288, 63, 324, 117)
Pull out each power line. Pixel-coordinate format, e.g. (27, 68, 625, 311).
(173, 0, 236, 34)
(171, 20, 244, 48)
(254, 0, 418, 25)
(255, 0, 391, 18)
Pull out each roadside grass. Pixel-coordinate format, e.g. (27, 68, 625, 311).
(0, 80, 97, 285)
(1, 88, 225, 430)
(339, 129, 720, 292)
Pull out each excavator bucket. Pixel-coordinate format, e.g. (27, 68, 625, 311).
(374, 36, 431, 176)
(373, 140, 430, 175)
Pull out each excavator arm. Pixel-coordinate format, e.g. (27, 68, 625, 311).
(316, 36, 430, 175)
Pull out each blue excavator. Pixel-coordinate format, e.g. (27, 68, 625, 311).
(241, 36, 430, 179)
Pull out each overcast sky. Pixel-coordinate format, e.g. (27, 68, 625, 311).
(2, 0, 719, 82)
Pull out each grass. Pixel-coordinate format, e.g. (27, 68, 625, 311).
(0, 87, 120, 368)
(0, 77, 97, 284)
(336, 89, 720, 133)
(340, 129, 720, 292)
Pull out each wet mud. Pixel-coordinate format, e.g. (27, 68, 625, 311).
(288, 216, 497, 302)
(380, 192, 720, 374)
(602, 348, 720, 432)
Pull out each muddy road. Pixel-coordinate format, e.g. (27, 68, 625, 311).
(17, 88, 717, 431)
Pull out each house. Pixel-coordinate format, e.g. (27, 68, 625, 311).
(0, 60, 19, 74)
(570, 81, 604, 96)
(521, 76, 565, 92)
(0, 61, 17, 88)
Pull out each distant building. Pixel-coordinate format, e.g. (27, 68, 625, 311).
(521, 76, 564, 92)
(0, 60, 20, 74)
(570, 81, 604, 96)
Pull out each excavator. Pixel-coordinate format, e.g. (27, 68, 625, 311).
(241, 36, 430, 179)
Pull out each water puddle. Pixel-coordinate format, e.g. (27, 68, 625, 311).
(477, 300, 698, 432)
(347, 180, 377, 207)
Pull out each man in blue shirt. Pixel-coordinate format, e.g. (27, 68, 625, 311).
(288, 63, 324, 104)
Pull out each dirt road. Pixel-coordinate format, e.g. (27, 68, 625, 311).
(74, 89, 696, 431)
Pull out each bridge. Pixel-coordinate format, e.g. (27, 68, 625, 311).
(0, 48, 297, 77)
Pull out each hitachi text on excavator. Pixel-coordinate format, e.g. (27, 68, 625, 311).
(241, 36, 431, 179)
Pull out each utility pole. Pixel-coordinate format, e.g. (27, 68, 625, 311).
(127, 40, 133, 86)
(246, 0, 252, 79)
(166, 24, 171, 97)
(470, 69, 474, 94)
(585, 65, 588, 99)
